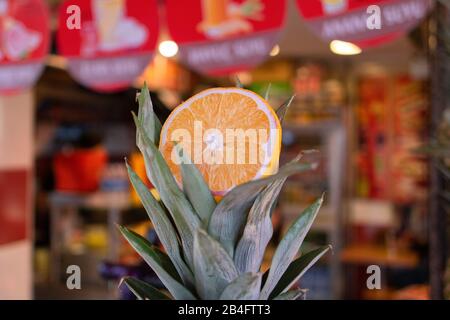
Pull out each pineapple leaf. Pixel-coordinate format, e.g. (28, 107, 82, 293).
(273, 289, 307, 300)
(136, 85, 161, 184)
(235, 76, 243, 88)
(219, 273, 262, 300)
(121, 276, 171, 300)
(121, 227, 179, 279)
(260, 195, 324, 299)
(276, 96, 295, 124)
(264, 83, 272, 100)
(132, 112, 201, 268)
(175, 145, 216, 226)
(234, 179, 286, 274)
(137, 83, 162, 146)
(193, 229, 239, 300)
(119, 226, 197, 300)
(268, 245, 331, 299)
(126, 162, 195, 287)
(208, 161, 316, 257)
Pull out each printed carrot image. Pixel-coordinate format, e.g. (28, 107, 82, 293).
(321, 0, 348, 15)
(201, 0, 228, 27)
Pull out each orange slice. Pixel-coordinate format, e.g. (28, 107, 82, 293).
(159, 87, 281, 196)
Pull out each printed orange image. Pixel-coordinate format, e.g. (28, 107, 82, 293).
(159, 87, 281, 196)
(197, 0, 264, 39)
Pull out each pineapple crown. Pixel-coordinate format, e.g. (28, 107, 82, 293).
(119, 84, 331, 300)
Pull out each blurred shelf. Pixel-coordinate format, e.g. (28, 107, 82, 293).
(50, 191, 133, 211)
(282, 120, 346, 298)
(35, 282, 116, 300)
(49, 191, 133, 286)
(283, 121, 341, 135)
(361, 285, 430, 300)
(341, 244, 419, 268)
(282, 205, 335, 232)
(283, 178, 327, 187)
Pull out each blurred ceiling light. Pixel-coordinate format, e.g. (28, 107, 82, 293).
(270, 44, 280, 57)
(158, 40, 179, 58)
(329, 40, 362, 56)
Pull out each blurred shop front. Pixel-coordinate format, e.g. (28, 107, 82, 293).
(0, 0, 449, 300)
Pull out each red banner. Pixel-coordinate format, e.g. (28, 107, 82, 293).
(0, 170, 30, 245)
(0, 0, 50, 94)
(296, 0, 433, 48)
(57, 0, 159, 92)
(166, 0, 286, 75)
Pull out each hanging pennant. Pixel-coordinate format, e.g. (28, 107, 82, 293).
(0, 0, 50, 94)
(296, 0, 433, 48)
(57, 0, 159, 92)
(166, 0, 286, 75)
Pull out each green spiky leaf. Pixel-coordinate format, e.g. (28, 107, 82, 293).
(121, 277, 171, 300)
(132, 112, 201, 268)
(193, 229, 238, 300)
(126, 162, 194, 287)
(208, 161, 316, 256)
(273, 289, 307, 300)
(234, 178, 286, 274)
(219, 273, 262, 300)
(137, 83, 162, 145)
(136, 85, 161, 185)
(235, 76, 243, 88)
(122, 85, 331, 301)
(175, 145, 216, 226)
(276, 96, 295, 124)
(268, 245, 331, 299)
(119, 226, 197, 300)
(264, 83, 272, 100)
(260, 195, 324, 299)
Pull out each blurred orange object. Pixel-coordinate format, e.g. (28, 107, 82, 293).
(130, 151, 149, 185)
(392, 285, 430, 300)
(129, 151, 160, 205)
(54, 147, 108, 192)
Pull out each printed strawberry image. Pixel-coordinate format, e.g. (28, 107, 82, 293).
(2, 18, 41, 61)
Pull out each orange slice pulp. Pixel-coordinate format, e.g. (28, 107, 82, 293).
(159, 87, 281, 196)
